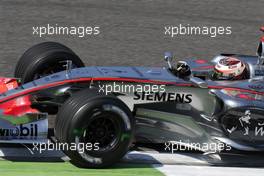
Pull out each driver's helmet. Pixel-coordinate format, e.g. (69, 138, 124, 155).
(213, 57, 247, 80)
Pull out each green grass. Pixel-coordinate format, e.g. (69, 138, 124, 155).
(0, 161, 164, 176)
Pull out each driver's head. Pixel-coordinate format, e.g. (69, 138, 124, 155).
(213, 57, 247, 80)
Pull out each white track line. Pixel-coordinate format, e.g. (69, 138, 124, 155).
(153, 165, 264, 176)
(0, 147, 264, 176)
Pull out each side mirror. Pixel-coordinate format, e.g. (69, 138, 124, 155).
(257, 27, 264, 64)
(257, 41, 264, 65)
(257, 41, 263, 57)
(190, 77, 208, 88)
(164, 51, 173, 69)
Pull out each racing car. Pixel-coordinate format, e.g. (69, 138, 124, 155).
(0, 28, 263, 168)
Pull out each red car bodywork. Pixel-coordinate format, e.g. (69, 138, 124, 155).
(0, 77, 38, 117)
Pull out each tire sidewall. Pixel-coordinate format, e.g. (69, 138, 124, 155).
(22, 51, 84, 83)
(64, 97, 134, 167)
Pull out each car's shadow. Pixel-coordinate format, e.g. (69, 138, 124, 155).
(1, 143, 264, 168)
(0, 143, 162, 168)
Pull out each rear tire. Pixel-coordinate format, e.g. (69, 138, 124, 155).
(14, 42, 85, 83)
(55, 89, 134, 168)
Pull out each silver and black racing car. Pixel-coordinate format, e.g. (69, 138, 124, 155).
(0, 28, 263, 168)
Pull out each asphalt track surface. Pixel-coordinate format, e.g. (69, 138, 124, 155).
(0, 0, 264, 77)
(1, 0, 264, 175)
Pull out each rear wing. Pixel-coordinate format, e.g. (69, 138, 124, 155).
(257, 27, 264, 64)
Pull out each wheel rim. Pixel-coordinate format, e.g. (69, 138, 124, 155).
(81, 111, 121, 152)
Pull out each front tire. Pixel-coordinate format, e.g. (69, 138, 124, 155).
(55, 89, 134, 168)
(14, 42, 85, 83)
